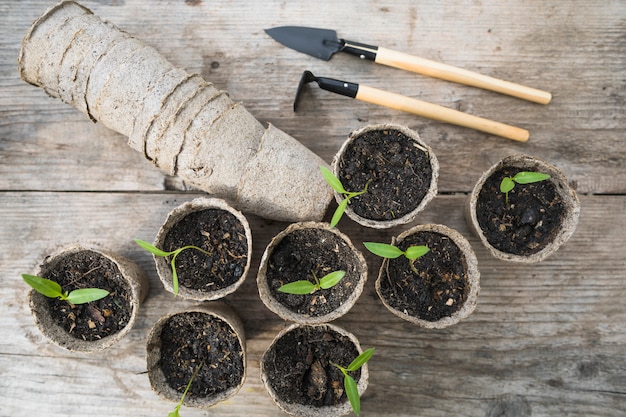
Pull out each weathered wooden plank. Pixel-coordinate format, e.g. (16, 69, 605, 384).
(0, 192, 624, 416)
(1, 0, 624, 194)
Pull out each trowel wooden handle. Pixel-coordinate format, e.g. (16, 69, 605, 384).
(375, 47, 552, 105)
(356, 84, 530, 142)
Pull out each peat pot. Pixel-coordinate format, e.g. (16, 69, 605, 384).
(27, 245, 148, 352)
(257, 222, 368, 324)
(375, 224, 480, 329)
(331, 123, 438, 229)
(466, 154, 580, 263)
(146, 303, 246, 409)
(153, 197, 252, 300)
(261, 323, 369, 417)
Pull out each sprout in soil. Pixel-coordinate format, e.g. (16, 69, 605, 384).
(21, 274, 109, 304)
(332, 347, 375, 417)
(363, 241, 429, 275)
(135, 239, 212, 297)
(500, 171, 551, 204)
(168, 361, 204, 417)
(320, 166, 371, 228)
(277, 270, 346, 295)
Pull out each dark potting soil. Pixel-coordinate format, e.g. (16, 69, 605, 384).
(266, 228, 362, 317)
(162, 208, 248, 292)
(39, 250, 132, 341)
(476, 166, 565, 256)
(337, 128, 432, 221)
(158, 311, 244, 398)
(378, 231, 469, 322)
(262, 325, 361, 407)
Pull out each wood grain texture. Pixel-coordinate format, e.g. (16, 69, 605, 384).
(1, 0, 625, 416)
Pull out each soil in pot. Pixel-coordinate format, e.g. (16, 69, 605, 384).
(158, 311, 244, 399)
(262, 325, 362, 408)
(337, 127, 433, 221)
(378, 231, 469, 322)
(475, 166, 565, 256)
(265, 228, 362, 318)
(38, 249, 133, 341)
(162, 208, 248, 292)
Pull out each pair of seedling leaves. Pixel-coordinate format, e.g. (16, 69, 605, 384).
(22, 274, 109, 305)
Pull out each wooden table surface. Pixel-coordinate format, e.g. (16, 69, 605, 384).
(1, 1, 624, 416)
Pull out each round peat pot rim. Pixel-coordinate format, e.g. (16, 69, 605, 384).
(257, 221, 368, 324)
(331, 123, 439, 229)
(260, 322, 369, 417)
(28, 244, 148, 353)
(375, 224, 480, 329)
(467, 153, 581, 263)
(146, 302, 246, 409)
(154, 197, 252, 300)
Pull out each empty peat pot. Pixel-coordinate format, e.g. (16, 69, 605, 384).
(331, 123, 438, 229)
(375, 224, 480, 329)
(146, 303, 246, 409)
(27, 245, 148, 352)
(257, 222, 368, 324)
(466, 154, 580, 263)
(153, 197, 252, 300)
(261, 323, 369, 417)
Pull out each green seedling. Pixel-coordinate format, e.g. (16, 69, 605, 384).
(21, 274, 109, 304)
(320, 166, 371, 228)
(277, 270, 346, 295)
(332, 347, 375, 417)
(169, 362, 204, 417)
(135, 239, 212, 297)
(363, 242, 429, 275)
(500, 171, 551, 204)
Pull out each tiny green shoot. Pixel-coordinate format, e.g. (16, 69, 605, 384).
(363, 242, 429, 275)
(168, 362, 204, 417)
(320, 166, 371, 228)
(332, 347, 375, 417)
(500, 171, 551, 204)
(21, 274, 109, 304)
(135, 239, 212, 297)
(277, 270, 346, 295)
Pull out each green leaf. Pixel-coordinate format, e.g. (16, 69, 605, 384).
(277, 280, 316, 294)
(319, 270, 346, 289)
(171, 257, 180, 297)
(344, 374, 360, 416)
(21, 274, 64, 299)
(513, 171, 551, 184)
(363, 242, 404, 259)
(404, 245, 430, 260)
(65, 288, 110, 304)
(347, 347, 375, 372)
(500, 177, 515, 193)
(168, 408, 180, 417)
(320, 166, 347, 194)
(134, 239, 172, 257)
(330, 198, 349, 228)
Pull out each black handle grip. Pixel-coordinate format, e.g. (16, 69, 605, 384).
(316, 76, 359, 98)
